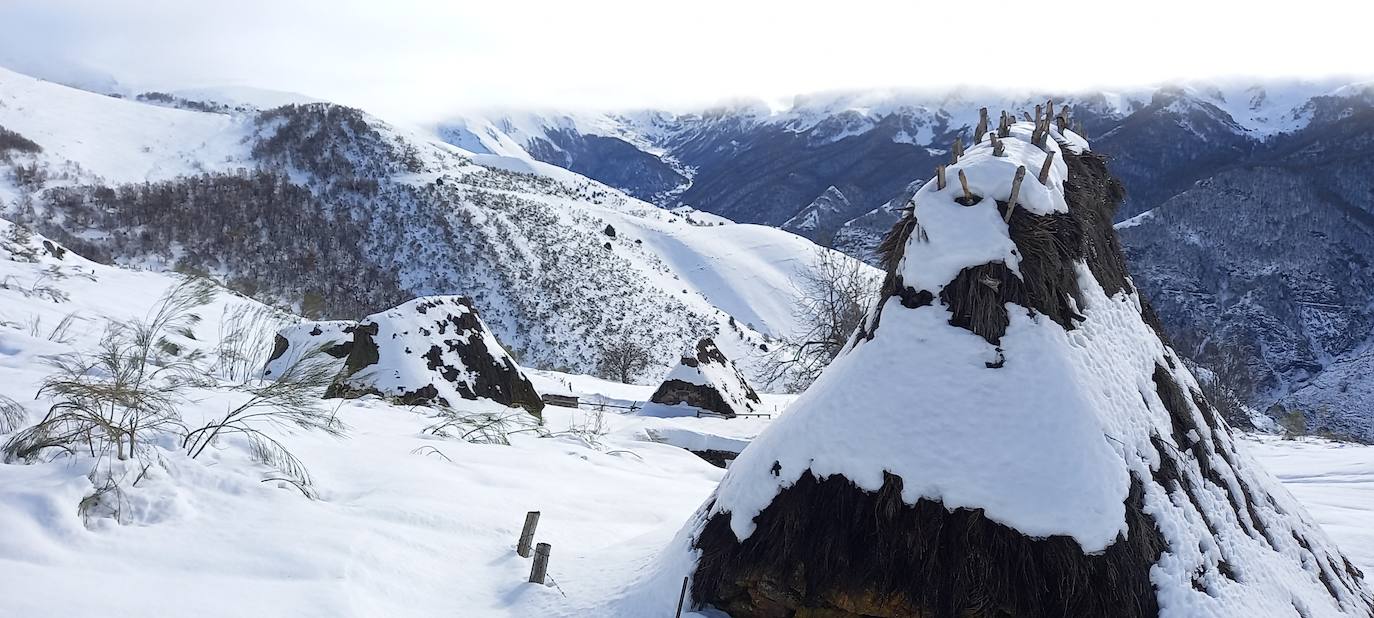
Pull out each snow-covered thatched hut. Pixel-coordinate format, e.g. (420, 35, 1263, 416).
(683, 113, 1374, 616)
(644, 338, 762, 419)
(263, 320, 356, 378)
(324, 296, 544, 417)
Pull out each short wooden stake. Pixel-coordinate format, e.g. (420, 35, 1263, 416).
(1004, 166, 1026, 223)
(958, 169, 974, 204)
(1038, 151, 1056, 184)
(992, 133, 1005, 157)
(1045, 100, 1054, 127)
(951, 137, 963, 163)
(675, 576, 690, 617)
(517, 511, 541, 558)
(936, 165, 947, 190)
(975, 107, 988, 144)
(529, 542, 551, 584)
(1022, 111, 1032, 122)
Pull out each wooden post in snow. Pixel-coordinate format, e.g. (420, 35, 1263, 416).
(937, 165, 947, 190)
(517, 511, 541, 558)
(529, 542, 552, 584)
(1004, 166, 1026, 223)
(975, 107, 988, 144)
(952, 137, 964, 163)
(1039, 151, 1057, 184)
(992, 133, 1005, 157)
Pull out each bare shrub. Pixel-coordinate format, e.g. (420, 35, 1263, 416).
(3, 277, 215, 464)
(424, 409, 547, 445)
(596, 336, 653, 384)
(0, 395, 27, 434)
(760, 248, 878, 392)
(214, 303, 292, 383)
(185, 347, 345, 499)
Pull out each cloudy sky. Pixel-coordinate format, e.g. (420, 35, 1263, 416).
(1, 0, 1369, 122)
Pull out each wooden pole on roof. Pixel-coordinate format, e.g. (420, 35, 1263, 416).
(1004, 166, 1026, 223)
(1039, 151, 1056, 184)
(958, 169, 974, 204)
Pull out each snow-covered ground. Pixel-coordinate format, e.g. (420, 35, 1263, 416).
(1, 218, 1371, 616)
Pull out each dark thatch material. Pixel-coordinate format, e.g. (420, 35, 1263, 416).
(692, 472, 1165, 618)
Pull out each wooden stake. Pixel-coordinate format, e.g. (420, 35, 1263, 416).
(936, 165, 947, 190)
(1004, 166, 1026, 223)
(958, 169, 974, 204)
(975, 107, 988, 144)
(991, 133, 1005, 157)
(1022, 111, 1033, 122)
(1045, 100, 1054, 127)
(529, 543, 551, 584)
(1034, 104, 1043, 126)
(952, 137, 963, 163)
(517, 511, 541, 558)
(1038, 151, 1056, 184)
(675, 576, 690, 618)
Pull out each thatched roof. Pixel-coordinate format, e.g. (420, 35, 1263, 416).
(685, 118, 1374, 616)
(323, 296, 544, 416)
(263, 320, 356, 379)
(645, 338, 762, 418)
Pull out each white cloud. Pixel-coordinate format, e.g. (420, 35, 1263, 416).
(1, 0, 1370, 122)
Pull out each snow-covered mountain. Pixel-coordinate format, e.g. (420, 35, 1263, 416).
(440, 79, 1368, 233)
(0, 65, 876, 385)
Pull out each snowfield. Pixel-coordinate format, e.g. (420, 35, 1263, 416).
(0, 218, 1371, 617)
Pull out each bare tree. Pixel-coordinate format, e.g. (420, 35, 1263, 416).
(596, 336, 653, 384)
(761, 248, 878, 392)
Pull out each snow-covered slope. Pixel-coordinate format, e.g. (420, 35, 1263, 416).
(0, 65, 874, 385)
(4, 216, 1373, 618)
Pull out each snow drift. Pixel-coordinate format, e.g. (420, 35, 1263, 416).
(684, 114, 1374, 616)
(644, 338, 762, 419)
(324, 296, 544, 416)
